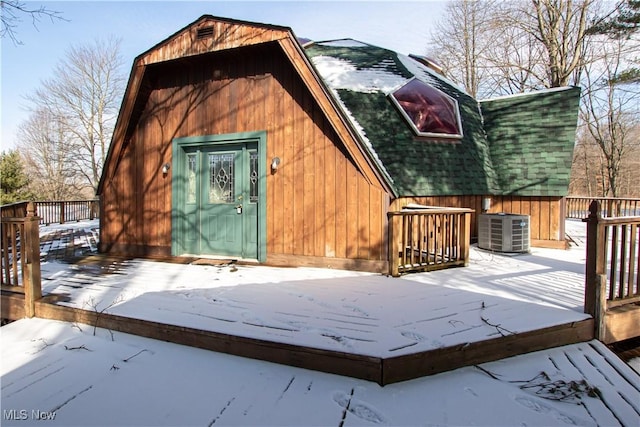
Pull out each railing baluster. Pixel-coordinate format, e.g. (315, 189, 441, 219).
(566, 196, 640, 219)
(619, 225, 628, 299)
(632, 224, 639, 296)
(1, 223, 8, 285)
(31, 200, 100, 225)
(401, 215, 407, 269)
(387, 207, 474, 276)
(584, 200, 640, 341)
(417, 214, 422, 265)
(1, 204, 43, 316)
(610, 225, 619, 299)
(11, 225, 19, 285)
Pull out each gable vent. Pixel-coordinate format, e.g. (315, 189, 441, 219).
(196, 26, 214, 40)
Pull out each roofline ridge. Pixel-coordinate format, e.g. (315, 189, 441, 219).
(478, 86, 580, 102)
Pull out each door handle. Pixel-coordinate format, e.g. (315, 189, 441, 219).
(236, 205, 243, 214)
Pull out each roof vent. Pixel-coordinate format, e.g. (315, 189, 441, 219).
(409, 54, 445, 76)
(197, 26, 214, 40)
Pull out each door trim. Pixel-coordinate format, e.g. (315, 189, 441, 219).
(171, 131, 267, 262)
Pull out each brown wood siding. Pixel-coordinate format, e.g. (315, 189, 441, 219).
(101, 42, 387, 263)
(389, 195, 566, 245)
(139, 19, 289, 66)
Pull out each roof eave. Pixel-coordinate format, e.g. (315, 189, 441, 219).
(288, 37, 398, 197)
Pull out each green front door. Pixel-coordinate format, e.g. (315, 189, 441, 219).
(176, 142, 259, 259)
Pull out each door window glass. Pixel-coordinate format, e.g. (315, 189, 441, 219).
(187, 153, 197, 204)
(249, 151, 258, 203)
(208, 153, 235, 203)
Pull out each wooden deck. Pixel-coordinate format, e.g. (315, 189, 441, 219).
(1, 219, 612, 386)
(3, 317, 638, 426)
(0, 290, 595, 385)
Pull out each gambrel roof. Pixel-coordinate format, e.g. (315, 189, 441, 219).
(99, 16, 393, 195)
(100, 16, 580, 198)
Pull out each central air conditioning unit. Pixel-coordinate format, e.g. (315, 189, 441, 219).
(478, 213, 530, 253)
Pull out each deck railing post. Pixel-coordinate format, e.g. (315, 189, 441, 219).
(89, 199, 97, 220)
(461, 211, 471, 266)
(387, 213, 399, 277)
(594, 274, 607, 341)
(59, 201, 65, 224)
(22, 202, 42, 317)
(584, 200, 606, 318)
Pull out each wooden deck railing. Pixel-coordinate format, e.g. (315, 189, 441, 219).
(1, 202, 42, 317)
(34, 200, 99, 225)
(584, 200, 640, 343)
(0, 201, 30, 218)
(388, 206, 473, 277)
(567, 196, 640, 219)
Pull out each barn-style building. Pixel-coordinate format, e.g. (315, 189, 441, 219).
(98, 15, 580, 272)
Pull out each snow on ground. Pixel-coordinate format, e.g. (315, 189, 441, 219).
(2, 219, 640, 426)
(36, 219, 590, 358)
(2, 318, 639, 426)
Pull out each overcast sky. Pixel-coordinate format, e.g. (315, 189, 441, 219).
(0, 0, 446, 151)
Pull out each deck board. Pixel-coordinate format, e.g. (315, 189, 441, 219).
(2, 318, 638, 426)
(4, 219, 635, 384)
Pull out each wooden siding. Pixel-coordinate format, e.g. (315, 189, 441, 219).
(390, 195, 566, 247)
(100, 42, 387, 266)
(139, 18, 289, 66)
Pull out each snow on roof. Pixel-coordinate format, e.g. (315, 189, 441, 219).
(398, 52, 471, 96)
(311, 55, 408, 94)
(323, 86, 394, 183)
(308, 43, 405, 184)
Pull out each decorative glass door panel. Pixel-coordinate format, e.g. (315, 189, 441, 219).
(249, 151, 258, 203)
(179, 143, 258, 259)
(187, 154, 197, 204)
(208, 153, 235, 203)
(245, 149, 259, 251)
(182, 153, 199, 254)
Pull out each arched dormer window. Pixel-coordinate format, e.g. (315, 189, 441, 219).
(390, 78, 463, 139)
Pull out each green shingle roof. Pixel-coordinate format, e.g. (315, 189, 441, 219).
(479, 87, 581, 197)
(304, 39, 579, 198)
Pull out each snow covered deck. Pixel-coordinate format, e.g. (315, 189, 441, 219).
(2, 219, 640, 425)
(2, 318, 639, 426)
(38, 219, 591, 357)
(1, 219, 598, 381)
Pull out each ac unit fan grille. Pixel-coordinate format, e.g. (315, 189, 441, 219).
(478, 214, 530, 253)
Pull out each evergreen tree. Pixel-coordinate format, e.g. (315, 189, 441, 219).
(0, 150, 31, 204)
(589, 0, 640, 37)
(588, 0, 640, 84)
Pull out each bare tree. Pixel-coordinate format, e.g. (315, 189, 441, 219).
(1, 0, 65, 45)
(429, 0, 498, 97)
(527, 0, 594, 87)
(578, 35, 640, 197)
(430, 0, 602, 95)
(26, 37, 125, 194)
(481, 10, 549, 96)
(17, 107, 86, 200)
